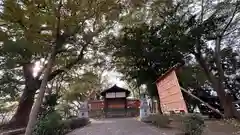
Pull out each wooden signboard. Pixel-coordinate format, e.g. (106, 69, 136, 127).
(156, 68, 188, 114)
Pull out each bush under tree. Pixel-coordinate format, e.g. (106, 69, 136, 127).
(33, 111, 70, 135)
(181, 113, 205, 135)
(145, 114, 171, 128)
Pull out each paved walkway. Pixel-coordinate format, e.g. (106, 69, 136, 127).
(67, 118, 177, 135)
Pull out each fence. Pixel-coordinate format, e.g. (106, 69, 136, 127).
(88, 99, 140, 118)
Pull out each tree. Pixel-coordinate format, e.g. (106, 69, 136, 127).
(176, 0, 240, 118)
(178, 64, 223, 117)
(0, 0, 144, 128)
(0, 100, 15, 125)
(106, 22, 185, 113)
(25, 26, 59, 135)
(60, 71, 102, 115)
(23, 0, 147, 133)
(139, 0, 240, 118)
(106, 0, 240, 119)
(178, 46, 240, 117)
(104, 0, 192, 101)
(65, 72, 101, 102)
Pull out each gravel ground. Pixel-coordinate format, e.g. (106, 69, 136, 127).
(67, 118, 178, 135)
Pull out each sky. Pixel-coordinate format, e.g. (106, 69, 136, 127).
(33, 60, 127, 89)
(102, 70, 127, 88)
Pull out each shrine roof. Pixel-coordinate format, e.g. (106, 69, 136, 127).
(100, 85, 131, 97)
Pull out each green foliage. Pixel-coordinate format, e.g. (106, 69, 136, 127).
(178, 66, 207, 88)
(56, 102, 72, 118)
(42, 93, 61, 114)
(181, 113, 205, 135)
(0, 69, 23, 101)
(145, 114, 171, 128)
(0, 0, 146, 119)
(63, 117, 90, 130)
(43, 94, 61, 108)
(106, 0, 240, 117)
(33, 111, 69, 135)
(62, 71, 101, 102)
(0, 0, 147, 69)
(108, 22, 185, 97)
(33, 93, 67, 135)
(56, 71, 103, 117)
(89, 110, 104, 118)
(0, 101, 11, 124)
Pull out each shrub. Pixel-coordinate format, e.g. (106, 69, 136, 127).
(33, 111, 70, 135)
(170, 113, 184, 121)
(63, 117, 90, 130)
(145, 114, 171, 128)
(89, 110, 104, 118)
(181, 113, 205, 135)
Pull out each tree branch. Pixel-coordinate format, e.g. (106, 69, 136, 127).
(62, 7, 97, 40)
(200, 0, 204, 23)
(220, 2, 239, 37)
(46, 24, 107, 81)
(36, 0, 63, 80)
(193, 39, 214, 84)
(35, 63, 48, 79)
(55, 0, 63, 40)
(47, 44, 87, 81)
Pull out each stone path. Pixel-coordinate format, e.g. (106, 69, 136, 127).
(67, 118, 178, 135)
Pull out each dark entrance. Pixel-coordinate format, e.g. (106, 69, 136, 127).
(100, 85, 130, 117)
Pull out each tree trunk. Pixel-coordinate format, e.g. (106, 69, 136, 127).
(194, 50, 237, 119)
(215, 37, 237, 118)
(156, 96, 162, 114)
(138, 87, 141, 98)
(5, 63, 40, 128)
(132, 88, 136, 98)
(24, 45, 58, 135)
(9, 45, 86, 128)
(151, 98, 154, 113)
(8, 89, 35, 128)
(208, 75, 236, 118)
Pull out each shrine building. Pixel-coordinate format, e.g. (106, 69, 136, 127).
(100, 85, 131, 117)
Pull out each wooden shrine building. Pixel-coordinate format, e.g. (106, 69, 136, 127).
(100, 85, 131, 117)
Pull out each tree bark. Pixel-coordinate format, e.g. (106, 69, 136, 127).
(209, 2, 240, 119)
(138, 87, 141, 98)
(24, 44, 58, 135)
(6, 64, 41, 128)
(156, 96, 162, 114)
(8, 43, 86, 128)
(10, 71, 38, 127)
(9, 1, 93, 126)
(25, 3, 64, 132)
(215, 37, 239, 119)
(8, 88, 35, 128)
(194, 50, 237, 119)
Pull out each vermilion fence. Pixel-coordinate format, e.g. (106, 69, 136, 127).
(88, 99, 140, 117)
(88, 100, 104, 110)
(127, 99, 140, 108)
(88, 99, 140, 110)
